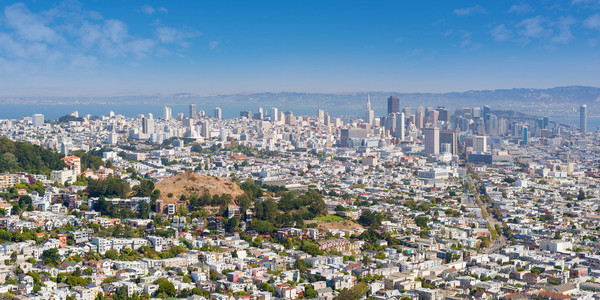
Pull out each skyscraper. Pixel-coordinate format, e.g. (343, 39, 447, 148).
(270, 107, 279, 122)
(439, 130, 457, 155)
(164, 107, 172, 120)
(214, 107, 222, 119)
(32, 114, 44, 127)
(142, 117, 154, 135)
(424, 126, 439, 155)
(365, 95, 374, 125)
(387, 96, 399, 114)
(580, 104, 587, 132)
(396, 112, 405, 141)
(189, 104, 197, 118)
(522, 127, 528, 145)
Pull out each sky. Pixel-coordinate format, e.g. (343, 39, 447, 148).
(1, 0, 600, 96)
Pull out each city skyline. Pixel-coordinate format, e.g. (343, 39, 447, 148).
(1, 1, 600, 96)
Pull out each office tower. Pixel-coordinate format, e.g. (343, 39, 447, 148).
(415, 110, 424, 129)
(164, 107, 172, 120)
(198, 110, 205, 117)
(522, 127, 528, 145)
(580, 104, 587, 132)
(214, 107, 222, 119)
(200, 121, 210, 138)
(472, 107, 481, 119)
(427, 110, 439, 127)
(240, 111, 252, 118)
(324, 111, 331, 126)
(439, 130, 457, 155)
(437, 107, 450, 124)
(189, 104, 197, 118)
(385, 113, 396, 135)
(543, 116, 549, 130)
(387, 96, 400, 114)
(72, 111, 79, 118)
(317, 109, 325, 123)
(473, 136, 487, 152)
(403, 107, 413, 118)
(488, 115, 498, 135)
(32, 114, 44, 127)
(109, 111, 115, 118)
(142, 117, 154, 134)
(424, 127, 440, 155)
(257, 107, 264, 120)
(483, 105, 491, 131)
(396, 112, 405, 141)
(284, 111, 296, 125)
(340, 128, 368, 147)
(269, 107, 278, 122)
(365, 95, 374, 125)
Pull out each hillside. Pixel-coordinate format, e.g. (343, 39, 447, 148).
(0, 137, 66, 174)
(6, 85, 600, 109)
(155, 171, 244, 205)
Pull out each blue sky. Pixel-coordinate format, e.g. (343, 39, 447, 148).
(1, 0, 600, 96)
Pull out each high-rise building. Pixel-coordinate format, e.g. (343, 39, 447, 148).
(240, 111, 252, 119)
(189, 104, 197, 118)
(270, 107, 279, 122)
(200, 121, 210, 138)
(542, 116, 549, 130)
(284, 111, 296, 125)
(439, 130, 457, 155)
(387, 96, 400, 114)
(365, 95, 374, 125)
(214, 107, 222, 119)
(317, 109, 325, 124)
(164, 107, 172, 120)
(522, 127, 528, 145)
(580, 104, 587, 132)
(142, 117, 154, 134)
(424, 126, 439, 155)
(415, 110, 424, 129)
(32, 114, 44, 127)
(473, 136, 487, 153)
(385, 113, 396, 135)
(396, 112, 405, 141)
(254, 107, 265, 120)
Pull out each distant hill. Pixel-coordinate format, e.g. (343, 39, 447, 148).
(3, 85, 600, 110)
(155, 171, 244, 205)
(0, 137, 66, 175)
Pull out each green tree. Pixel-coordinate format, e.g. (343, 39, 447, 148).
(42, 248, 61, 266)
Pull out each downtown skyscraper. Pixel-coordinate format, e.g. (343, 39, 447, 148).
(580, 104, 587, 133)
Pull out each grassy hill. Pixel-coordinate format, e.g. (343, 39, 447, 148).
(155, 171, 244, 205)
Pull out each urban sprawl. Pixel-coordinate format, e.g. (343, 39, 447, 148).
(0, 97, 597, 300)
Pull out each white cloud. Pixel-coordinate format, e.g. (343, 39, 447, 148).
(209, 41, 219, 50)
(584, 14, 600, 30)
(453, 5, 485, 16)
(516, 16, 552, 41)
(551, 16, 575, 44)
(491, 24, 511, 42)
(140, 5, 167, 15)
(155, 26, 201, 47)
(4, 3, 62, 43)
(140, 5, 155, 15)
(508, 2, 533, 14)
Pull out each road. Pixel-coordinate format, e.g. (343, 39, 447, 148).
(466, 164, 509, 254)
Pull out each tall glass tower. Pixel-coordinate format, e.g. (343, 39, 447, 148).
(580, 104, 587, 132)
